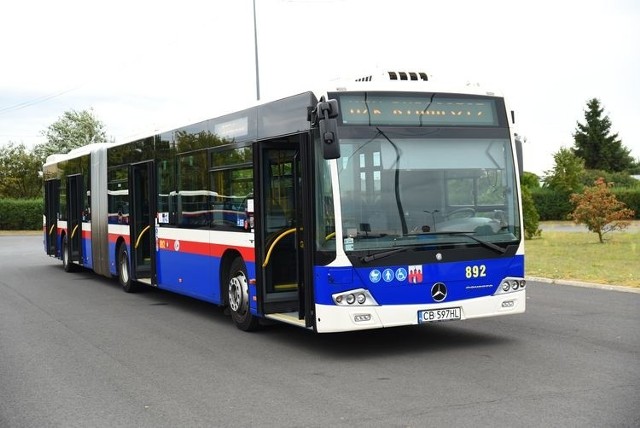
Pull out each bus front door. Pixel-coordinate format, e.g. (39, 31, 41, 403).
(258, 138, 314, 328)
(129, 161, 157, 285)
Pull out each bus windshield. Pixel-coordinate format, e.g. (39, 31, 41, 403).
(336, 128, 520, 252)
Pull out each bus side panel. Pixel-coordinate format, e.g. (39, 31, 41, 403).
(107, 224, 130, 276)
(155, 248, 258, 307)
(154, 228, 255, 305)
(156, 249, 218, 303)
(81, 225, 92, 268)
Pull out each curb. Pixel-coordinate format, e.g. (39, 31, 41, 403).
(526, 276, 640, 294)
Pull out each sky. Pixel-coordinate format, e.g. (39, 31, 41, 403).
(1, 0, 639, 176)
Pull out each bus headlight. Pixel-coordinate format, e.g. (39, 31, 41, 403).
(496, 277, 526, 295)
(332, 289, 379, 306)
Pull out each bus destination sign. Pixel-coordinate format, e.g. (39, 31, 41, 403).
(338, 94, 499, 127)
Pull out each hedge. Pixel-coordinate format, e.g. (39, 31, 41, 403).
(530, 188, 640, 220)
(530, 188, 573, 221)
(0, 198, 43, 230)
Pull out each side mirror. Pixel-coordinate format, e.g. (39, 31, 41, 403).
(514, 134, 524, 177)
(316, 99, 340, 159)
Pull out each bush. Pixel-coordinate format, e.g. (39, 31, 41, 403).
(613, 188, 640, 219)
(569, 178, 635, 243)
(522, 187, 541, 239)
(0, 199, 43, 230)
(530, 188, 573, 220)
(582, 170, 640, 188)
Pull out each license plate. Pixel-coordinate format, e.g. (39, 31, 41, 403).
(418, 307, 461, 323)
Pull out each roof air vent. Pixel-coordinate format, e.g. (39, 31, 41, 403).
(387, 71, 428, 81)
(353, 71, 430, 83)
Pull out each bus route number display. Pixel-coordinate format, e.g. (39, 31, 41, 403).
(339, 94, 498, 127)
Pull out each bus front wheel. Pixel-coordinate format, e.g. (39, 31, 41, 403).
(227, 258, 259, 331)
(118, 244, 137, 293)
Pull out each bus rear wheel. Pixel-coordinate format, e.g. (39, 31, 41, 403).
(118, 244, 137, 293)
(62, 235, 75, 272)
(227, 258, 259, 331)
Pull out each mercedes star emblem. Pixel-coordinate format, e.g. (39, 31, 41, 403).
(431, 282, 447, 302)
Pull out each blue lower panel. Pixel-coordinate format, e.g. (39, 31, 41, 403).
(82, 237, 92, 268)
(315, 255, 524, 305)
(157, 250, 219, 303)
(108, 242, 119, 276)
(155, 249, 258, 307)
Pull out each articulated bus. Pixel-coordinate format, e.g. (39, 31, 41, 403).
(43, 70, 526, 333)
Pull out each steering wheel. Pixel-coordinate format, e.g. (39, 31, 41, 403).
(446, 207, 476, 219)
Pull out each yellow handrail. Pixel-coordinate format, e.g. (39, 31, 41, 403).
(325, 232, 336, 240)
(49, 224, 56, 236)
(71, 224, 79, 239)
(135, 225, 151, 249)
(262, 227, 296, 268)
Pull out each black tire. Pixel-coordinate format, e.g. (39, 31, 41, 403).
(62, 235, 75, 272)
(227, 258, 259, 331)
(118, 244, 137, 293)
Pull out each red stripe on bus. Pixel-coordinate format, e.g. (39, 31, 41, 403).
(157, 238, 255, 262)
(108, 233, 131, 245)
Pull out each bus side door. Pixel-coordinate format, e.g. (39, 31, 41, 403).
(66, 174, 84, 265)
(44, 179, 60, 256)
(129, 160, 157, 285)
(256, 136, 314, 327)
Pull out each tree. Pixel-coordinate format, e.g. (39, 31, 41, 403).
(521, 171, 541, 190)
(34, 109, 108, 162)
(521, 186, 541, 239)
(0, 142, 43, 198)
(543, 147, 585, 193)
(569, 178, 635, 243)
(572, 98, 636, 172)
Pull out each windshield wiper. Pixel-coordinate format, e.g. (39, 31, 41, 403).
(360, 246, 417, 263)
(424, 231, 506, 254)
(360, 231, 506, 263)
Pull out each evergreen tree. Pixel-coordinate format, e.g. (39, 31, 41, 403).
(572, 98, 636, 172)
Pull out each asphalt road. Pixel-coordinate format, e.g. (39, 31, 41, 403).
(1, 235, 638, 427)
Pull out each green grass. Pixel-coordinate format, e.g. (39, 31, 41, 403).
(526, 229, 639, 287)
(0, 230, 42, 236)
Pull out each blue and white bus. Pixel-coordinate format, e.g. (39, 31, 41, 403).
(43, 70, 525, 333)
